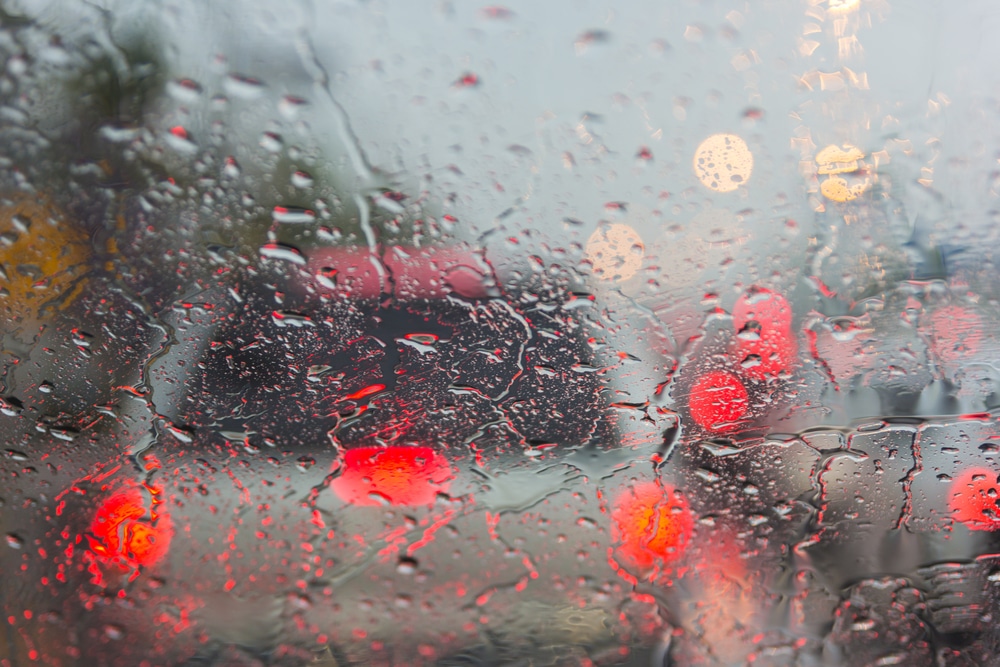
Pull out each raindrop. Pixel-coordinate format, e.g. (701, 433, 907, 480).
(166, 424, 194, 443)
(316, 267, 337, 289)
(397, 557, 419, 575)
(6, 56, 26, 77)
(0, 396, 23, 416)
(50, 428, 77, 442)
(11, 215, 30, 233)
(222, 157, 241, 179)
(271, 206, 316, 224)
(224, 74, 266, 99)
(480, 6, 514, 20)
(308, 365, 332, 379)
(575, 30, 611, 54)
(700, 440, 743, 457)
(260, 243, 307, 266)
(403, 333, 439, 346)
(166, 78, 203, 102)
(260, 132, 284, 153)
(279, 96, 308, 121)
(164, 126, 197, 154)
(291, 171, 314, 188)
(99, 126, 139, 143)
(453, 72, 480, 88)
(272, 311, 315, 328)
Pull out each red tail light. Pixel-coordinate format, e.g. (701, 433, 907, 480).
(89, 484, 173, 569)
(331, 446, 453, 507)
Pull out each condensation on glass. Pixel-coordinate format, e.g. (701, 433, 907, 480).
(2, 0, 1000, 665)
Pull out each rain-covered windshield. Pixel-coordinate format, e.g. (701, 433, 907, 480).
(3, 1, 1000, 665)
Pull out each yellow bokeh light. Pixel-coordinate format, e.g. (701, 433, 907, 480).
(586, 223, 644, 282)
(815, 144, 870, 202)
(828, 0, 861, 14)
(820, 177, 868, 202)
(693, 134, 754, 193)
(0, 195, 89, 320)
(816, 145, 864, 174)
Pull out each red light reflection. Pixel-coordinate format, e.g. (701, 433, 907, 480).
(949, 467, 1000, 531)
(89, 483, 172, 569)
(732, 288, 792, 333)
(929, 305, 983, 366)
(611, 482, 693, 578)
(331, 446, 452, 507)
(732, 287, 798, 380)
(689, 370, 748, 431)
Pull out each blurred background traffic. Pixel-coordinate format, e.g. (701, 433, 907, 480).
(3, 0, 1000, 665)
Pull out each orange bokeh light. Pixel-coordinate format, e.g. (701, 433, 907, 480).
(90, 484, 172, 568)
(331, 446, 453, 507)
(612, 482, 693, 575)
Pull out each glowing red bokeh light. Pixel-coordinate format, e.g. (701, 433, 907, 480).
(90, 484, 172, 568)
(689, 370, 749, 431)
(732, 287, 798, 380)
(732, 287, 792, 333)
(929, 305, 983, 366)
(734, 330, 799, 380)
(331, 446, 452, 507)
(949, 467, 1000, 531)
(612, 481, 693, 574)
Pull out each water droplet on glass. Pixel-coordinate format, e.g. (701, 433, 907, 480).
(397, 557, 418, 575)
(291, 171, 314, 188)
(278, 95, 308, 121)
(260, 132, 283, 153)
(272, 311, 315, 328)
(166, 78, 203, 102)
(575, 30, 611, 55)
(480, 6, 514, 20)
(452, 72, 480, 88)
(222, 157, 241, 179)
(271, 206, 316, 224)
(164, 126, 197, 154)
(223, 74, 266, 99)
(0, 396, 23, 416)
(260, 243, 307, 266)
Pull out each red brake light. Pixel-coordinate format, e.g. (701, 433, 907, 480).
(90, 485, 172, 568)
(612, 482, 693, 575)
(331, 446, 453, 507)
(689, 370, 749, 432)
(949, 467, 1000, 531)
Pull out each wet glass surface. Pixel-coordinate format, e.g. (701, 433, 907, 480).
(3, 1, 1000, 665)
